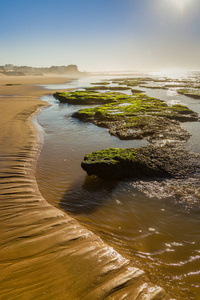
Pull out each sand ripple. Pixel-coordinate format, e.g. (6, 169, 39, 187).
(0, 95, 170, 299)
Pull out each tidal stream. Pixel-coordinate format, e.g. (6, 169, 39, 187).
(36, 74, 200, 299)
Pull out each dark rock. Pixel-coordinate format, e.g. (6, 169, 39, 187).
(177, 89, 200, 99)
(81, 144, 200, 180)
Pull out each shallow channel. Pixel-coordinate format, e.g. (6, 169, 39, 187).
(36, 74, 200, 299)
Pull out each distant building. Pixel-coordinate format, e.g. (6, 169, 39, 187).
(49, 65, 79, 74)
(2, 64, 83, 76)
(49, 66, 60, 73)
(65, 65, 79, 73)
(4, 64, 13, 71)
(58, 66, 65, 72)
(13, 66, 34, 74)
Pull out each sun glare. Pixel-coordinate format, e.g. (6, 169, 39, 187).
(168, 0, 192, 12)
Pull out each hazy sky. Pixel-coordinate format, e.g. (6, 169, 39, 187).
(1, 0, 200, 72)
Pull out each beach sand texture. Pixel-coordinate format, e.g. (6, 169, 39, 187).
(0, 75, 170, 299)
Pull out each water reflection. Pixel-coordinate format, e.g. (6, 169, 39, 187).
(36, 73, 200, 299)
(61, 176, 118, 215)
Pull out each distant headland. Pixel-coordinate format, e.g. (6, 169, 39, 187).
(0, 64, 85, 76)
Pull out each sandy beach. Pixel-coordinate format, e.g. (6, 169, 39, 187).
(0, 75, 170, 299)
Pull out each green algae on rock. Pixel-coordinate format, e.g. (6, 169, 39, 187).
(53, 90, 131, 104)
(81, 147, 167, 179)
(140, 85, 168, 90)
(73, 94, 170, 118)
(112, 78, 146, 87)
(91, 81, 109, 85)
(85, 86, 108, 91)
(140, 84, 190, 90)
(5, 83, 22, 86)
(72, 93, 198, 140)
(85, 85, 131, 91)
(131, 89, 145, 94)
(165, 84, 191, 88)
(81, 144, 200, 179)
(177, 89, 200, 99)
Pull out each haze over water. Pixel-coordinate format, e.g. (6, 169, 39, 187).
(0, 0, 200, 72)
(1, 0, 200, 299)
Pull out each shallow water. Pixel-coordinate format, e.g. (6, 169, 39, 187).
(36, 74, 200, 299)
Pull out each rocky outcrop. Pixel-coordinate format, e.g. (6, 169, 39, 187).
(178, 89, 200, 99)
(81, 144, 200, 179)
(72, 93, 198, 141)
(53, 90, 131, 104)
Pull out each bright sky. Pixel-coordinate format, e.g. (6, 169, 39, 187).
(0, 0, 200, 72)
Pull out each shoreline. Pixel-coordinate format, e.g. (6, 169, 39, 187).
(0, 75, 170, 299)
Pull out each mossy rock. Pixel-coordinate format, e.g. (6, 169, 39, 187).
(108, 86, 131, 91)
(72, 93, 198, 140)
(177, 89, 200, 99)
(85, 86, 131, 91)
(91, 82, 109, 85)
(85, 86, 108, 91)
(151, 79, 173, 83)
(81, 144, 199, 179)
(81, 147, 167, 179)
(158, 104, 198, 122)
(53, 91, 131, 105)
(55, 87, 198, 142)
(111, 78, 148, 87)
(165, 84, 190, 88)
(131, 89, 145, 94)
(140, 85, 168, 90)
(73, 94, 198, 123)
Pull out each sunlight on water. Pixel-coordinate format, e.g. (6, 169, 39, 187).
(150, 69, 189, 79)
(36, 73, 200, 299)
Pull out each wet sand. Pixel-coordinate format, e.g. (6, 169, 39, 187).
(0, 75, 170, 299)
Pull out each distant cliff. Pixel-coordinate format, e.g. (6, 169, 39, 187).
(0, 64, 86, 76)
